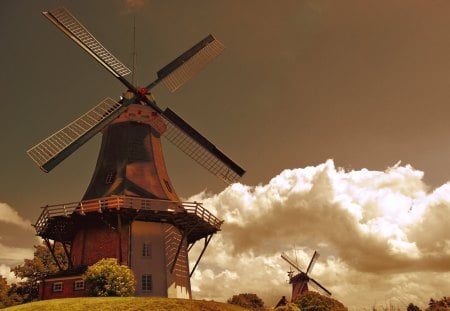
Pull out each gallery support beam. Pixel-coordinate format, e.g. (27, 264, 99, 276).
(189, 234, 213, 277)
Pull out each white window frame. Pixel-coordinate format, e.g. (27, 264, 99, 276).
(74, 280, 85, 291)
(141, 274, 152, 292)
(52, 281, 63, 292)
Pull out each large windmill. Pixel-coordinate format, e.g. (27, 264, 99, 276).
(281, 251, 332, 302)
(28, 7, 244, 300)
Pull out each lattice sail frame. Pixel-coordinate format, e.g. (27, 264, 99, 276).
(157, 35, 225, 92)
(43, 7, 131, 77)
(162, 108, 244, 184)
(27, 98, 123, 171)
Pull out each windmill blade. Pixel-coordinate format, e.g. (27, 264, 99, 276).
(281, 252, 304, 274)
(309, 277, 332, 296)
(161, 108, 245, 184)
(156, 35, 225, 92)
(43, 7, 131, 78)
(306, 251, 320, 275)
(27, 98, 128, 172)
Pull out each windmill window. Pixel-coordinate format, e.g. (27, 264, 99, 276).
(163, 179, 172, 193)
(141, 274, 152, 292)
(105, 171, 116, 184)
(74, 280, 85, 291)
(142, 242, 152, 258)
(52, 282, 63, 292)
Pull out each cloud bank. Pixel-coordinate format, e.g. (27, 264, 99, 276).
(188, 160, 450, 310)
(0, 203, 35, 282)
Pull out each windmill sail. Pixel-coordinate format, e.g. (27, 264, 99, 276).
(156, 35, 225, 92)
(162, 108, 245, 184)
(27, 98, 127, 172)
(309, 277, 332, 296)
(43, 7, 131, 78)
(281, 252, 304, 274)
(306, 250, 320, 275)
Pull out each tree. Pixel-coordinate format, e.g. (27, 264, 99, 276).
(0, 276, 12, 309)
(12, 241, 68, 302)
(407, 303, 422, 311)
(227, 293, 265, 309)
(426, 297, 450, 311)
(84, 258, 135, 297)
(294, 291, 348, 311)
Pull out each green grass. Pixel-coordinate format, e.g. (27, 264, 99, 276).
(4, 297, 250, 311)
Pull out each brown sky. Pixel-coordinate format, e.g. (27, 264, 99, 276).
(1, 0, 450, 309)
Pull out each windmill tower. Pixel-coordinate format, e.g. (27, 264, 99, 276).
(28, 7, 244, 300)
(281, 251, 331, 302)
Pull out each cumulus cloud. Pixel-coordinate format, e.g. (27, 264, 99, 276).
(0, 203, 32, 231)
(188, 160, 450, 309)
(0, 203, 37, 283)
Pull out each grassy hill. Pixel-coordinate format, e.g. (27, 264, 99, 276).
(4, 297, 250, 311)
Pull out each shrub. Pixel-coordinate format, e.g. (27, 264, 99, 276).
(84, 258, 135, 297)
(276, 302, 302, 311)
(227, 293, 265, 309)
(294, 291, 348, 311)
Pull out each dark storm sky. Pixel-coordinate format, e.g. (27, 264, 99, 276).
(1, 0, 450, 249)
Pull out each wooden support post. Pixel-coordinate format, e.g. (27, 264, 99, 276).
(189, 234, 213, 277)
(43, 239, 63, 271)
(61, 242, 73, 268)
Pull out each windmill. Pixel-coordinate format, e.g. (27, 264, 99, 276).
(281, 251, 331, 302)
(28, 7, 245, 300)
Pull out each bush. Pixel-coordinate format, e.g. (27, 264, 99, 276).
(227, 293, 265, 309)
(276, 302, 302, 311)
(84, 258, 135, 297)
(294, 291, 348, 311)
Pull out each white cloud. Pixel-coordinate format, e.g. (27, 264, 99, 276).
(0, 202, 32, 231)
(0, 264, 21, 284)
(188, 160, 450, 309)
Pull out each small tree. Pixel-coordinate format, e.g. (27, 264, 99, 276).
(276, 302, 302, 311)
(0, 276, 12, 308)
(227, 293, 265, 309)
(407, 303, 422, 311)
(12, 242, 68, 302)
(294, 291, 348, 311)
(84, 258, 135, 297)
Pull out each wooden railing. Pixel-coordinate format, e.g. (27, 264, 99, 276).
(35, 196, 222, 236)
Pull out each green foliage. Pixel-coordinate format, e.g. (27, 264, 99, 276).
(294, 291, 348, 311)
(276, 302, 302, 311)
(11, 242, 68, 302)
(426, 297, 450, 311)
(407, 303, 422, 311)
(227, 293, 265, 309)
(84, 258, 135, 297)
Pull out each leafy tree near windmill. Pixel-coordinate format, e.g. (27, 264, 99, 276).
(294, 291, 348, 311)
(0, 276, 13, 308)
(227, 293, 265, 309)
(12, 242, 68, 302)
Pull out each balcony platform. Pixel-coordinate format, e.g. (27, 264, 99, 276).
(35, 196, 223, 245)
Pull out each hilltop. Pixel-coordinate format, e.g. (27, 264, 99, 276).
(4, 297, 250, 311)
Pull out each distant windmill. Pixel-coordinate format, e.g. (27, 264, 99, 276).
(28, 7, 244, 300)
(281, 251, 332, 302)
